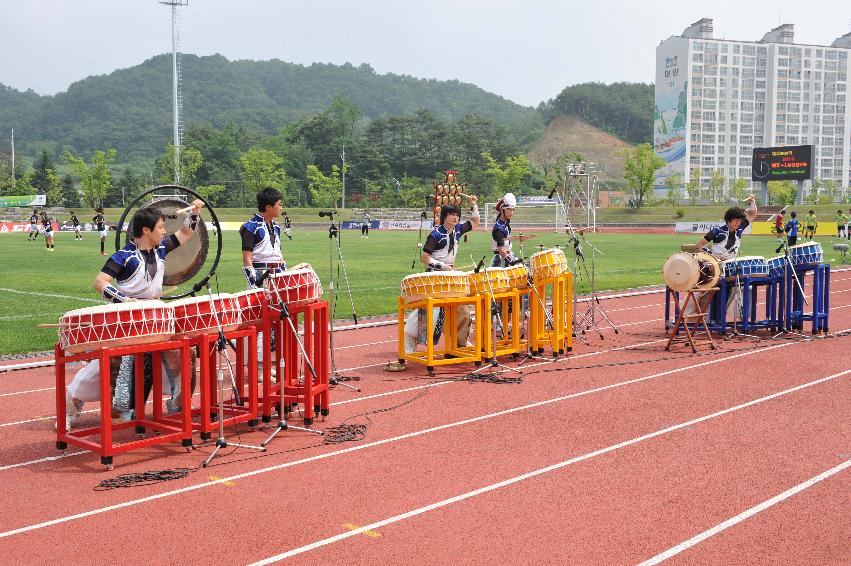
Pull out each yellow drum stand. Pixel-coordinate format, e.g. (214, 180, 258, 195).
(529, 272, 573, 356)
(397, 295, 482, 374)
(479, 288, 524, 360)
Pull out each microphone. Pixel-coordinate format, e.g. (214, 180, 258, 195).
(547, 186, 557, 199)
(255, 268, 274, 287)
(318, 210, 335, 218)
(474, 256, 486, 273)
(775, 243, 784, 254)
(191, 275, 211, 294)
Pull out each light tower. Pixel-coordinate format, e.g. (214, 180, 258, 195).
(159, 0, 188, 185)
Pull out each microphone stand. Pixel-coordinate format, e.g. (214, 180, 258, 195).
(771, 240, 809, 340)
(261, 276, 324, 447)
(201, 278, 266, 468)
(412, 211, 427, 270)
(725, 249, 760, 340)
(322, 212, 361, 392)
(470, 263, 523, 377)
(575, 231, 618, 336)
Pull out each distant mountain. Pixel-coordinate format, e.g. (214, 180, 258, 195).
(539, 82, 654, 146)
(0, 54, 542, 162)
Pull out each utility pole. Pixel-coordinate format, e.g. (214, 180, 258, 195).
(10, 129, 15, 188)
(160, 0, 188, 185)
(340, 145, 346, 208)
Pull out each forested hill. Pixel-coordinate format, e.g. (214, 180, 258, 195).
(0, 53, 541, 162)
(538, 82, 654, 146)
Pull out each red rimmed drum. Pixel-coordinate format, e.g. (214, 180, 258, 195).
(233, 288, 267, 328)
(169, 294, 241, 338)
(264, 263, 323, 306)
(58, 300, 175, 354)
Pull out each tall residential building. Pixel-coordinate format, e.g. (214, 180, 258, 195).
(654, 18, 851, 197)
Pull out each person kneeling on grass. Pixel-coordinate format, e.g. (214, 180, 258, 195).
(62, 202, 205, 430)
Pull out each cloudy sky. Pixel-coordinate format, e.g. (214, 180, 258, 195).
(1, 0, 848, 107)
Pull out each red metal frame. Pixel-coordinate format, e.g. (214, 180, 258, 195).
(55, 338, 193, 469)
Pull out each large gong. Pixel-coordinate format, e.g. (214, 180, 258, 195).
(124, 197, 209, 286)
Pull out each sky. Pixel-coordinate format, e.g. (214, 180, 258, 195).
(1, 0, 849, 107)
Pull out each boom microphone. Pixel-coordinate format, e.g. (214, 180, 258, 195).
(318, 210, 335, 218)
(547, 186, 557, 199)
(775, 243, 784, 254)
(255, 269, 273, 287)
(474, 256, 486, 273)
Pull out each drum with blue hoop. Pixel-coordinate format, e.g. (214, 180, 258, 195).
(720, 256, 768, 278)
(789, 242, 823, 266)
(766, 256, 786, 278)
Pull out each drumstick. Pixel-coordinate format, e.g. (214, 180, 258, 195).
(175, 205, 196, 214)
(37, 323, 62, 328)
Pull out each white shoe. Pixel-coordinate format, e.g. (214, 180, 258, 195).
(63, 391, 84, 430)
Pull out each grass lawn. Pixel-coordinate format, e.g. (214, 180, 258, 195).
(1, 227, 848, 355)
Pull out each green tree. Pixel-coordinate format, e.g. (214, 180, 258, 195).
(108, 167, 145, 207)
(664, 173, 682, 206)
(154, 145, 203, 187)
(481, 152, 532, 202)
(62, 148, 117, 208)
(767, 180, 796, 205)
(61, 174, 81, 208)
(398, 175, 430, 208)
(240, 147, 287, 207)
(623, 143, 664, 208)
(44, 169, 62, 207)
(306, 164, 343, 208)
(30, 150, 56, 194)
(729, 177, 749, 203)
(709, 169, 726, 204)
(686, 169, 701, 204)
(194, 185, 228, 207)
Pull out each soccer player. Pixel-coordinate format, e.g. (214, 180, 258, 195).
(785, 211, 800, 247)
(282, 211, 293, 240)
(27, 209, 39, 241)
(804, 210, 817, 241)
(41, 211, 55, 251)
(70, 211, 82, 240)
(64, 201, 205, 429)
(836, 210, 847, 239)
(93, 208, 107, 254)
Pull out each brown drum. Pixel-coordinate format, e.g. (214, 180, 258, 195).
(662, 252, 720, 291)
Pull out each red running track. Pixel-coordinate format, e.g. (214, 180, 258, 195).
(0, 273, 849, 565)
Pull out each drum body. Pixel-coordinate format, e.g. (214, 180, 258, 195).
(662, 252, 720, 291)
(234, 289, 267, 328)
(468, 269, 511, 295)
(720, 256, 768, 278)
(767, 256, 786, 278)
(170, 294, 241, 338)
(789, 242, 823, 266)
(59, 301, 175, 353)
(264, 263, 323, 306)
(529, 248, 568, 281)
(400, 271, 469, 304)
(502, 264, 529, 289)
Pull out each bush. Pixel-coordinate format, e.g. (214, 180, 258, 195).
(674, 208, 685, 218)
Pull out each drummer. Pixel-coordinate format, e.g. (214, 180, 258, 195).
(400, 198, 480, 357)
(63, 201, 205, 429)
(692, 195, 758, 319)
(240, 187, 286, 381)
(491, 192, 522, 267)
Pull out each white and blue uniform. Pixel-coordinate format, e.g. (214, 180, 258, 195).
(241, 213, 285, 284)
(403, 221, 473, 352)
(701, 219, 750, 261)
(491, 218, 514, 267)
(66, 235, 186, 418)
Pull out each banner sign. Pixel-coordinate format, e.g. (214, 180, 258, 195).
(517, 195, 553, 204)
(0, 221, 58, 233)
(341, 220, 381, 230)
(378, 220, 432, 230)
(752, 145, 813, 181)
(674, 221, 752, 234)
(0, 195, 47, 208)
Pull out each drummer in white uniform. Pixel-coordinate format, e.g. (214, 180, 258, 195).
(491, 192, 522, 268)
(399, 197, 480, 357)
(692, 195, 758, 320)
(240, 187, 286, 381)
(63, 201, 205, 429)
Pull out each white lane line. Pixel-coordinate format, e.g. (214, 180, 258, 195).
(0, 451, 85, 472)
(0, 334, 830, 539)
(0, 288, 100, 304)
(0, 387, 53, 398)
(637, 459, 851, 565)
(249, 369, 851, 564)
(337, 339, 395, 350)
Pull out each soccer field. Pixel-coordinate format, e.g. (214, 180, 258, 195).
(1, 228, 848, 355)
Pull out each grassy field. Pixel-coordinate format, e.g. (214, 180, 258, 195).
(1, 228, 849, 355)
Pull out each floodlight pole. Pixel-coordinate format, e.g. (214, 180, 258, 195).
(10, 129, 14, 188)
(160, 0, 188, 185)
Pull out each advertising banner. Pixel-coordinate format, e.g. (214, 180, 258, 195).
(0, 221, 58, 233)
(674, 221, 752, 235)
(654, 36, 689, 188)
(0, 195, 47, 207)
(378, 220, 432, 230)
(341, 220, 381, 230)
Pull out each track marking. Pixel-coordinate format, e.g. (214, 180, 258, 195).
(637, 459, 851, 565)
(0, 336, 835, 539)
(0, 387, 53, 398)
(0, 451, 84, 472)
(0, 288, 100, 304)
(337, 339, 395, 350)
(208, 475, 236, 487)
(342, 522, 381, 538)
(248, 369, 851, 563)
